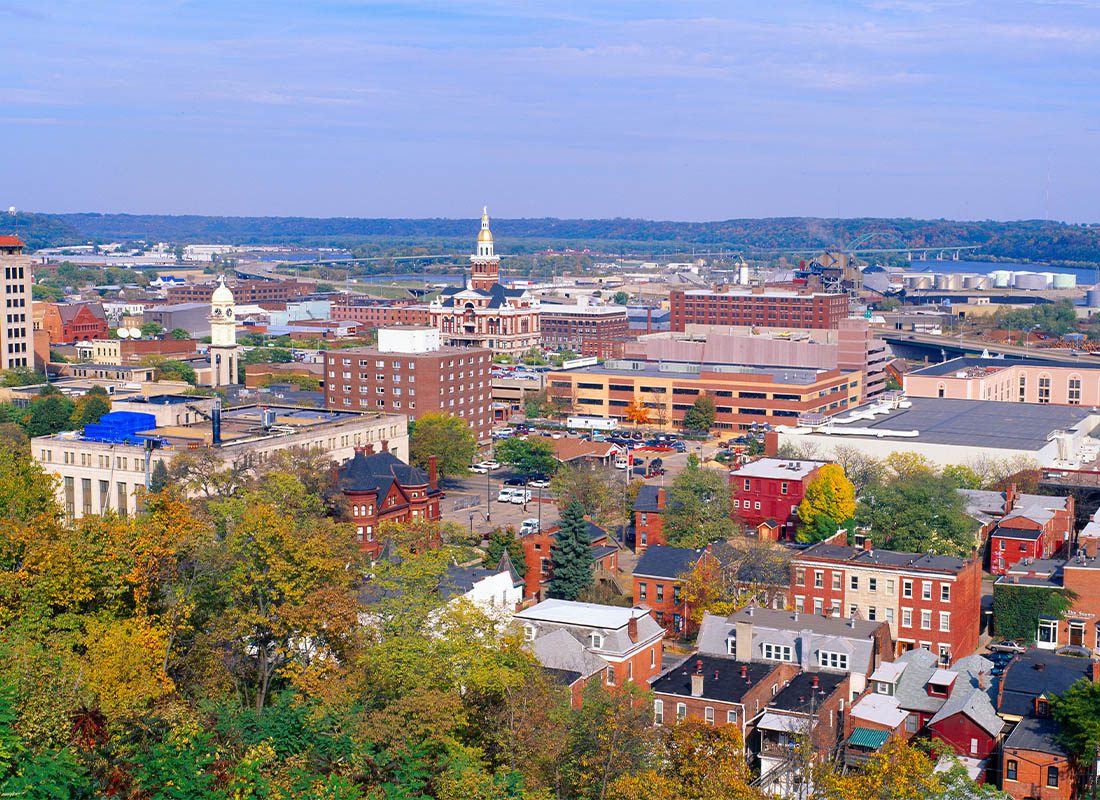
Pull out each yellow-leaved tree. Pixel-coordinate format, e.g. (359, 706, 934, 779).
(796, 463, 856, 543)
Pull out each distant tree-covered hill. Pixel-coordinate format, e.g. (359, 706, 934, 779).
(1, 212, 1098, 265)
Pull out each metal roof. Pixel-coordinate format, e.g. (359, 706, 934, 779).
(848, 727, 891, 749)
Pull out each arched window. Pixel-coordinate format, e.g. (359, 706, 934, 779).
(937, 382, 946, 398)
(1038, 372, 1052, 403)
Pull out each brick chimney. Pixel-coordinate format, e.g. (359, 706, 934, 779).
(1092, 660, 1100, 683)
(764, 430, 780, 457)
(364, 443, 375, 454)
(811, 675, 820, 689)
(1005, 482, 1018, 513)
(691, 662, 705, 697)
(863, 537, 874, 552)
(656, 487, 666, 510)
(428, 455, 438, 490)
(627, 615, 638, 643)
(740, 665, 748, 679)
(380, 439, 389, 452)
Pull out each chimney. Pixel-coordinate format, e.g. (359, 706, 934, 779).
(380, 439, 389, 452)
(1092, 660, 1100, 683)
(656, 487, 666, 510)
(735, 619, 753, 662)
(428, 455, 438, 490)
(862, 537, 873, 552)
(691, 661, 704, 697)
(627, 615, 638, 643)
(1005, 483, 1017, 512)
(811, 675, 820, 689)
(364, 443, 375, 454)
(764, 430, 780, 457)
(979, 671, 989, 690)
(740, 665, 748, 679)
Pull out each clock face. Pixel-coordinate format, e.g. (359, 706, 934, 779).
(214, 308, 222, 316)
(226, 309, 233, 318)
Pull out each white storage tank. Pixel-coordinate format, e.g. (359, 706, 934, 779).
(963, 274, 991, 289)
(990, 270, 1012, 288)
(1014, 272, 1047, 291)
(1087, 286, 1100, 308)
(1052, 273, 1078, 289)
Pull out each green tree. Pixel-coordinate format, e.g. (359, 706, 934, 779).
(612, 291, 630, 305)
(942, 464, 983, 489)
(156, 359, 198, 385)
(495, 437, 557, 478)
(550, 464, 623, 528)
(1053, 678, 1100, 762)
(856, 471, 978, 556)
(664, 458, 732, 547)
(149, 459, 171, 493)
(0, 367, 44, 388)
(71, 389, 111, 427)
(796, 464, 856, 543)
(548, 501, 593, 600)
(681, 396, 716, 432)
(485, 528, 527, 581)
(25, 393, 76, 437)
(409, 412, 477, 482)
(140, 321, 165, 337)
(169, 327, 191, 340)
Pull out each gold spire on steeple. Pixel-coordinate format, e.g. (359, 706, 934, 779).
(477, 206, 493, 243)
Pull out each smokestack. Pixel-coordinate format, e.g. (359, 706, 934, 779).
(979, 671, 989, 690)
(428, 455, 438, 490)
(211, 398, 222, 445)
(627, 615, 638, 643)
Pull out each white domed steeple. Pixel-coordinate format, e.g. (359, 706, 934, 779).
(211, 274, 234, 307)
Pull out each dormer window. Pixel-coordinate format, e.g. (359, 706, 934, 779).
(523, 624, 536, 642)
(726, 636, 736, 656)
(875, 681, 895, 696)
(590, 632, 604, 649)
(1036, 697, 1050, 717)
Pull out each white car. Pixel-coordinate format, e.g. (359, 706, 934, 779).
(471, 460, 500, 473)
(613, 456, 629, 470)
(519, 518, 540, 534)
(469, 463, 490, 474)
(510, 489, 532, 504)
(497, 487, 520, 502)
(528, 477, 551, 489)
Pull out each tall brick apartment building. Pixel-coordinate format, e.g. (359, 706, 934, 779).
(669, 288, 849, 332)
(324, 326, 493, 444)
(791, 538, 982, 665)
(540, 302, 630, 357)
(330, 299, 431, 327)
(167, 279, 315, 304)
(729, 457, 825, 539)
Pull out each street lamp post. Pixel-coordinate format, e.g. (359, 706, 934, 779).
(1025, 324, 1040, 354)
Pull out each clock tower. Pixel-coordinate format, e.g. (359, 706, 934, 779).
(470, 206, 500, 291)
(209, 275, 239, 388)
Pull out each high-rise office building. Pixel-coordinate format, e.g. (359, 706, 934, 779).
(0, 236, 33, 369)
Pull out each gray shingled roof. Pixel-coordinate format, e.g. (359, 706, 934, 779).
(633, 544, 703, 580)
(1003, 715, 1068, 757)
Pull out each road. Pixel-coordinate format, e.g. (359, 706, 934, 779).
(441, 470, 560, 537)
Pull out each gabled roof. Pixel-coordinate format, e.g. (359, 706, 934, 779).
(529, 628, 608, 679)
(0, 236, 23, 247)
(928, 682, 1004, 738)
(439, 282, 529, 309)
(998, 649, 1095, 718)
(633, 544, 702, 580)
(56, 301, 107, 323)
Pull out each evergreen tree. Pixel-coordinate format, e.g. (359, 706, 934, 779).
(548, 501, 593, 600)
(681, 396, 715, 431)
(485, 527, 527, 581)
(149, 460, 170, 493)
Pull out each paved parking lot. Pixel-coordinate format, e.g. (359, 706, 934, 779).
(442, 470, 560, 536)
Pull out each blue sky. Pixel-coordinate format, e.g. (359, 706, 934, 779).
(1, 1, 1098, 221)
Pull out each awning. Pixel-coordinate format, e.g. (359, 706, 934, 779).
(757, 712, 809, 734)
(848, 727, 890, 750)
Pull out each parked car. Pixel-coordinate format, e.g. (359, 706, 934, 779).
(470, 463, 490, 474)
(478, 460, 501, 470)
(510, 489, 532, 505)
(528, 476, 551, 489)
(989, 640, 1027, 654)
(519, 518, 540, 535)
(497, 487, 520, 502)
(614, 456, 629, 470)
(503, 478, 526, 487)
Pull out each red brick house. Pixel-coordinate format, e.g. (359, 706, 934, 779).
(650, 655, 794, 744)
(520, 520, 617, 600)
(632, 484, 668, 553)
(337, 447, 443, 558)
(39, 301, 108, 344)
(516, 599, 665, 688)
(997, 650, 1098, 800)
(791, 537, 983, 664)
(632, 544, 707, 636)
(960, 486, 1074, 575)
(730, 458, 824, 540)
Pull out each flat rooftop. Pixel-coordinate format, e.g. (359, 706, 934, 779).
(804, 397, 1097, 450)
(910, 356, 1091, 377)
(557, 361, 829, 385)
(730, 458, 825, 480)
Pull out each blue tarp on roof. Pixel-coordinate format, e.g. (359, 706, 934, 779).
(82, 411, 157, 444)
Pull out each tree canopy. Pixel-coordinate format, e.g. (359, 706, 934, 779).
(408, 412, 478, 481)
(856, 470, 979, 556)
(796, 464, 856, 543)
(681, 396, 716, 432)
(663, 458, 732, 548)
(548, 500, 594, 600)
(495, 436, 557, 478)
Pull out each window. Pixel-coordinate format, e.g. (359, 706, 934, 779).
(523, 624, 536, 641)
(762, 643, 793, 662)
(903, 580, 913, 599)
(921, 610, 932, 630)
(654, 700, 664, 724)
(832, 573, 841, 590)
(726, 636, 736, 656)
(905, 714, 918, 733)
(941, 583, 951, 602)
(590, 633, 604, 649)
(781, 482, 788, 495)
(795, 569, 805, 587)
(902, 608, 913, 627)
(813, 597, 823, 614)
(727, 709, 738, 724)
(1037, 618, 1058, 645)
(606, 668, 615, 686)
(850, 575, 859, 590)
(1047, 766, 1059, 788)
(1039, 374, 1052, 403)
(814, 570, 824, 588)
(1005, 760, 1017, 782)
(922, 581, 932, 600)
(818, 651, 849, 670)
(704, 706, 715, 724)
(886, 579, 895, 595)
(656, 584, 664, 602)
(939, 612, 951, 632)
(1070, 376, 1082, 404)
(676, 703, 686, 722)
(794, 596, 804, 612)
(886, 608, 895, 624)
(868, 577, 877, 592)
(638, 582, 647, 601)
(868, 607, 877, 621)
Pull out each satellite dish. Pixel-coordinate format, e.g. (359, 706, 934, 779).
(116, 328, 130, 339)
(6, 207, 14, 216)
(127, 326, 142, 339)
